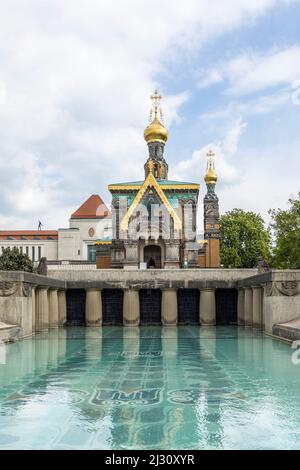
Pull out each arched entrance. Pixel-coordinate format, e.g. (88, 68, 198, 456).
(144, 245, 162, 269)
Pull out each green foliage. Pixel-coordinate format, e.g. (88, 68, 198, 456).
(269, 192, 300, 269)
(0, 247, 33, 272)
(220, 209, 271, 268)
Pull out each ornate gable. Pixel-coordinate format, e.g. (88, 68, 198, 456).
(120, 172, 182, 230)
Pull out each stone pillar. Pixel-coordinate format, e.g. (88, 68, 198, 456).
(35, 287, 49, 332)
(237, 288, 245, 326)
(48, 289, 59, 328)
(58, 290, 67, 327)
(85, 288, 102, 326)
(123, 241, 139, 268)
(123, 289, 140, 326)
(161, 289, 177, 326)
(32, 286, 36, 334)
(252, 287, 262, 329)
(200, 289, 216, 325)
(164, 241, 181, 269)
(244, 287, 253, 327)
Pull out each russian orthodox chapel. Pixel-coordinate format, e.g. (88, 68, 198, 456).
(107, 91, 220, 269)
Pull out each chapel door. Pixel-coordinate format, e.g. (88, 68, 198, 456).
(144, 245, 162, 269)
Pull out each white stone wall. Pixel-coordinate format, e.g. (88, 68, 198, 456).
(0, 240, 58, 261)
(69, 217, 112, 260)
(0, 217, 112, 263)
(58, 229, 81, 260)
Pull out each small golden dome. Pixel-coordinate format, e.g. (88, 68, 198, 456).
(144, 115, 168, 144)
(204, 149, 218, 184)
(204, 168, 218, 184)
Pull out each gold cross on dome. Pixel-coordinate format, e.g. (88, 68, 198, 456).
(149, 89, 164, 122)
(207, 149, 216, 171)
(151, 90, 162, 109)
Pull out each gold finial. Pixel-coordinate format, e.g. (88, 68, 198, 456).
(204, 149, 218, 184)
(144, 90, 168, 144)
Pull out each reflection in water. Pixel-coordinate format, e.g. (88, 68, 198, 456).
(0, 326, 300, 449)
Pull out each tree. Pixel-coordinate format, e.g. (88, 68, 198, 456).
(0, 247, 33, 272)
(220, 209, 271, 268)
(269, 192, 300, 269)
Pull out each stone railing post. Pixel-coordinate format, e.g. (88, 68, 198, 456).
(252, 286, 262, 329)
(200, 288, 216, 325)
(58, 290, 67, 327)
(161, 289, 177, 326)
(244, 287, 253, 327)
(237, 288, 245, 326)
(48, 289, 59, 329)
(123, 289, 140, 326)
(35, 287, 49, 331)
(85, 288, 102, 326)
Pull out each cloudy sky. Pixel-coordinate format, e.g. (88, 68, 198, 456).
(0, 0, 300, 232)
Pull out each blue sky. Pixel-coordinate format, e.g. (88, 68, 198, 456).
(0, 0, 299, 231)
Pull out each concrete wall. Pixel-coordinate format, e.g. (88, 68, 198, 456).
(237, 270, 300, 334)
(48, 268, 258, 289)
(1, 269, 300, 339)
(0, 271, 66, 338)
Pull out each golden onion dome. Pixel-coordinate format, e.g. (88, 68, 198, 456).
(204, 150, 218, 184)
(144, 90, 168, 144)
(204, 167, 218, 184)
(144, 115, 168, 144)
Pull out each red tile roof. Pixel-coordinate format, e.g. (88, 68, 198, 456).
(0, 231, 58, 240)
(71, 194, 111, 219)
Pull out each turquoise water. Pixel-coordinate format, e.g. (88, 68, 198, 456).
(0, 326, 300, 450)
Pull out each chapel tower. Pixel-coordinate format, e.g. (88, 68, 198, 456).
(203, 150, 220, 267)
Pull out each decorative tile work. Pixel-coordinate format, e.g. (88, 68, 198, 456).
(91, 389, 162, 406)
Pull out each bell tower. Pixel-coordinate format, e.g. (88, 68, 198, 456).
(203, 150, 220, 267)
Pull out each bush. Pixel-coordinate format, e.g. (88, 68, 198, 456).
(0, 247, 34, 272)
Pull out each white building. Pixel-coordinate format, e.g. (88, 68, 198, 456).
(0, 195, 112, 263)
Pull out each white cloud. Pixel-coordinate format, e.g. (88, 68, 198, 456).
(200, 45, 300, 97)
(0, 0, 291, 228)
(226, 46, 300, 95)
(171, 117, 246, 184)
(222, 117, 247, 155)
(198, 69, 223, 89)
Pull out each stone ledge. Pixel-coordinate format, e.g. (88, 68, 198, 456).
(0, 322, 21, 342)
(273, 318, 300, 342)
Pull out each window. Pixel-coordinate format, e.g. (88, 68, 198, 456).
(32, 246, 35, 261)
(87, 245, 97, 262)
(20, 246, 23, 254)
(38, 246, 41, 260)
(26, 246, 29, 256)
